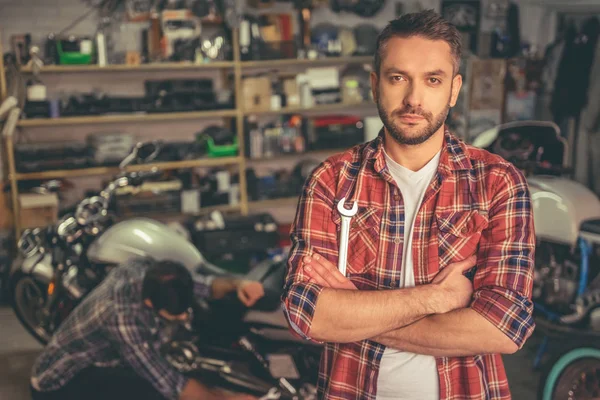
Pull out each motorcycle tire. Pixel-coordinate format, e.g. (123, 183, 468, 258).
(10, 270, 52, 345)
(538, 346, 600, 400)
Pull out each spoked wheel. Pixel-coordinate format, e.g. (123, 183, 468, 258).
(11, 273, 52, 345)
(540, 347, 600, 400)
(554, 359, 600, 399)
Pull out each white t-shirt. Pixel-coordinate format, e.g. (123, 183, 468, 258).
(376, 149, 442, 400)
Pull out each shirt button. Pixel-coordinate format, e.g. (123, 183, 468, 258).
(390, 281, 397, 287)
(394, 195, 401, 201)
(461, 227, 468, 233)
(394, 238, 401, 244)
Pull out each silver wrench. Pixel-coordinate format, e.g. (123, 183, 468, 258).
(337, 197, 358, 277)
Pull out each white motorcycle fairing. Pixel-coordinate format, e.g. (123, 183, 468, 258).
(529, 176, 600, 246)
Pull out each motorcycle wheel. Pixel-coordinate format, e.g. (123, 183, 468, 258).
(538, 346, 600, 399)
(10, 271, 53, 345)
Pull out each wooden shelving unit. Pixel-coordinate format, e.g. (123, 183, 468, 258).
(1, 28, 377, 237)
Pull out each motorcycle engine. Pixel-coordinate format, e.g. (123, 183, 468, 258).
(534, 242, 580, 312)
(163, 340, 200, 372)
(492, 131, 535, 166)
(62, 265, 101, 300)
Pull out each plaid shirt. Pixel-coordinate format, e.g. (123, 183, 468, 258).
(31, 258, 213, 400)
(282, 128, 536, 399)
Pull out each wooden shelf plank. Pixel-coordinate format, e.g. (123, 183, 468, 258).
(20, 61, 235, 73)
(13, 156, 242, 181)
(14, 166, 118, 180)
(244, 101, 375, 116)
(120, 204, 242, 220)
(246, 148, 346, 164)
(129, 156, 241, 171)
(17, 109, 238, 127)
(241, 56, 373, 69)
(248, 197, 299, 209)
(19, 56, 372, 73)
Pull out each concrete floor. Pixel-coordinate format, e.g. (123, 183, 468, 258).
(0, 305, 541, 400)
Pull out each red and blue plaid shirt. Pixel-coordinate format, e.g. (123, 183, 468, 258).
(282, 128, 536, 399)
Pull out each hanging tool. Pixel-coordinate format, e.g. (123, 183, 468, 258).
(337, 197, 358, 276)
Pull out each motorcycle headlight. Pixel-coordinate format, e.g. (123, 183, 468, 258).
(18, 228, 42, 258)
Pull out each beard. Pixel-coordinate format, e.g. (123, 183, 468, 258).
(376, 90, 452, 146)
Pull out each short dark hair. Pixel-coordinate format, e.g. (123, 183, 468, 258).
(374, 9, 462, 76)
(142, 260, 194, 315)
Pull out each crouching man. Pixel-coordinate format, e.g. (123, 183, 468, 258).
(30, 258, 264, 400)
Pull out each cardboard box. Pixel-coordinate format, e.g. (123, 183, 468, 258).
(19, 193, 58, 229)
(242, 77, 272, 111)
(283, 78, 299, 107)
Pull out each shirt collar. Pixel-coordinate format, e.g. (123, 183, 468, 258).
(366, 125, 472, 176)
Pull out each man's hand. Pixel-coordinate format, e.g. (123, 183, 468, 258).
(302, 253, 357, 290)
(236, 281, 265, 307)
(211, 278, 264, 307)
(431, 255, 476, 312)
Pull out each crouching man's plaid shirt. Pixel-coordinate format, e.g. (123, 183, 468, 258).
(282, 128, 536, 399)
(31, 258, 213, 400)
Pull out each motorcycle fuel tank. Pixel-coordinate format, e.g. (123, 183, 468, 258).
(528, 176, 600, 246)
(86, 218, 204, 270)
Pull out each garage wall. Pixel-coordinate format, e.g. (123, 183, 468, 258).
(0, 0, 98, 51)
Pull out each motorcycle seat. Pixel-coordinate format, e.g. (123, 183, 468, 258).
(580, 219, 600, 243)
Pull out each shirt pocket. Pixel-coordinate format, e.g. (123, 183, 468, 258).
(436, 209, 489, 267)
(332, 206, 381, 275)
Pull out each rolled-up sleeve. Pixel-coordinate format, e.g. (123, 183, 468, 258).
(470, 163, 536, 349)
(108, 313, 188, 400)
(281, 160, 339, 343)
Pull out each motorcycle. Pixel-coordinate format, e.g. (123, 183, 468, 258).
(2, 95, 320, 399)
(472, 120, 600, 400)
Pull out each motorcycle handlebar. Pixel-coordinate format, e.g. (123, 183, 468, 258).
(74, 168, 161, 229)
(100, 168, 161, 201)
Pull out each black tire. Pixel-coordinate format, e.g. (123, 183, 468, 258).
(537, 345, 600, 400)
(10, 270, 52, 345)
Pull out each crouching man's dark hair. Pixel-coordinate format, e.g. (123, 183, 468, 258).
(142, 260, 194, 315)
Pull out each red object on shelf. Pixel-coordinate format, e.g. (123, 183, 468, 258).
(313, 115, 362, 127)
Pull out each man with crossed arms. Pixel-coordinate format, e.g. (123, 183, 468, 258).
(282, 10, 536, 400)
